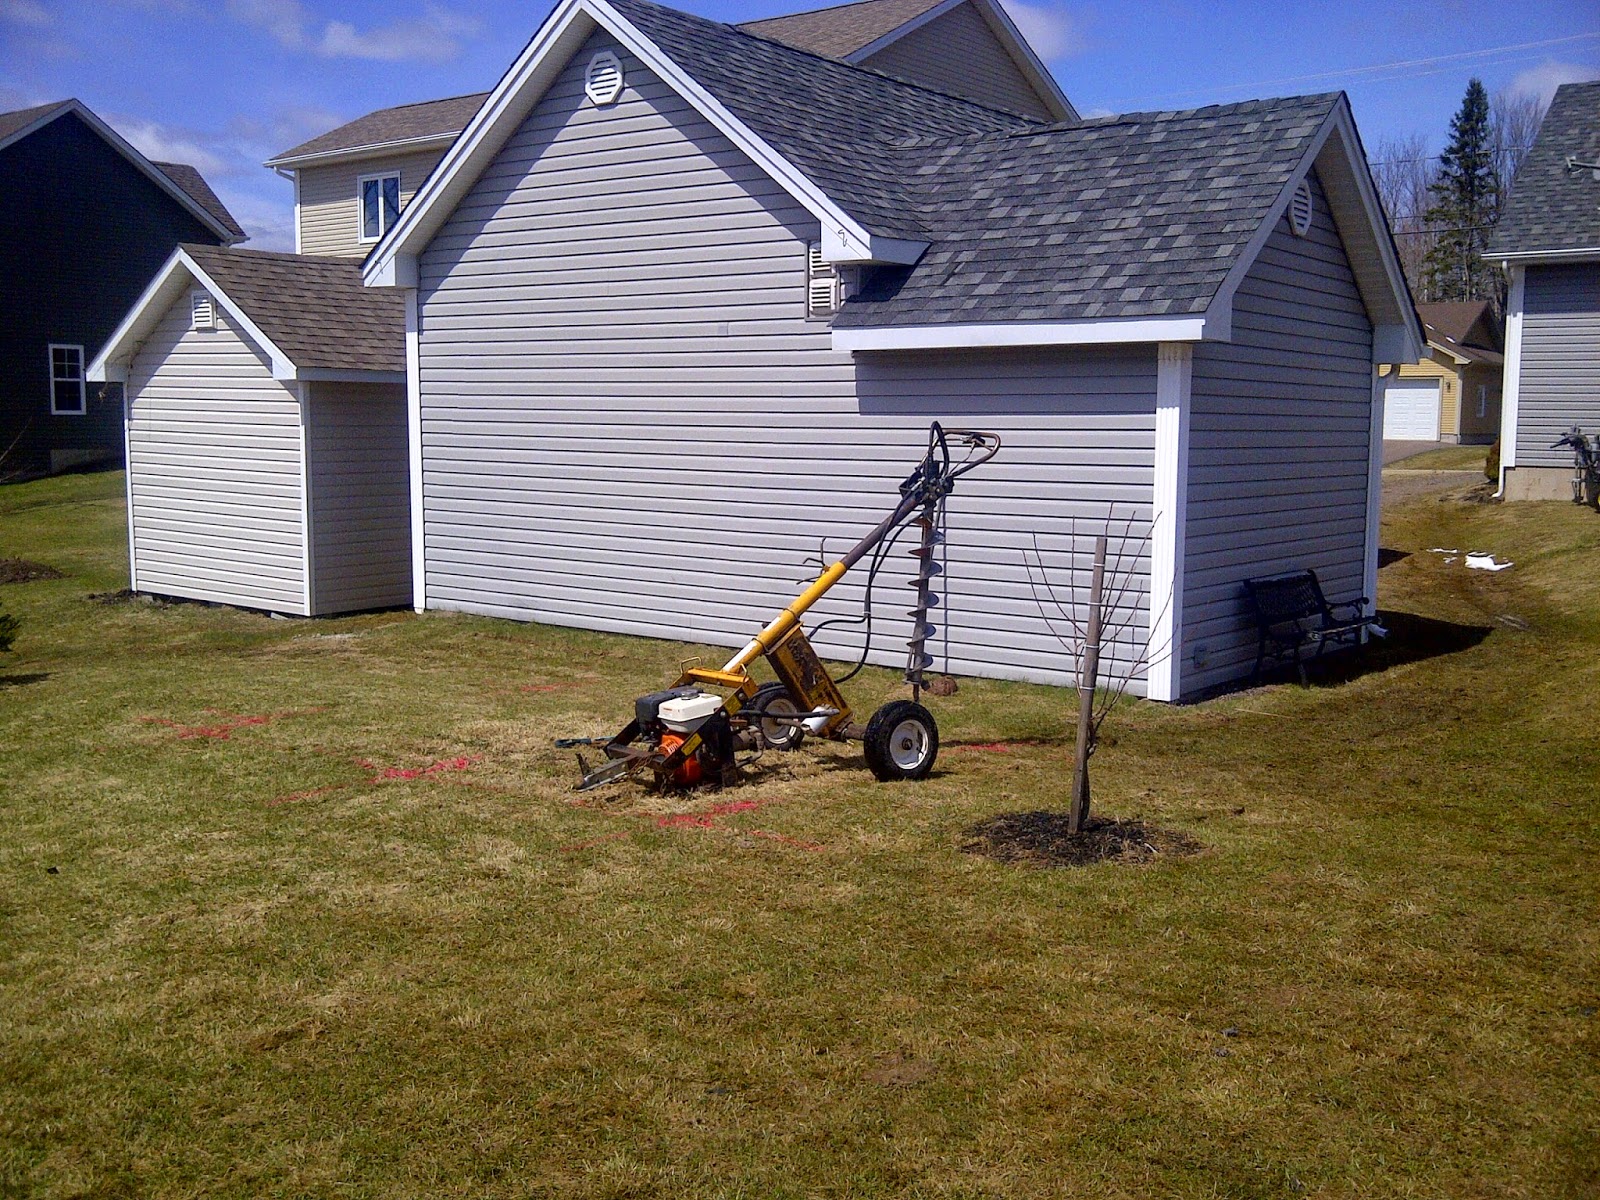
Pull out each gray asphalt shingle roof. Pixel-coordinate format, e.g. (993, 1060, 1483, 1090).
(268, 92, 488, 164)
(0, 99, 71, 143)
(152, 162, 247, 241)
(737, 0, 947, 59)
(1488, 81, 1600, 256)
(609, 0, 1033, 241)
(837, 94, 1340, 327)
(182, 245, 405, 373)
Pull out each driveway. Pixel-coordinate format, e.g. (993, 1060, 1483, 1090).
(1383, 439, 1448, 466)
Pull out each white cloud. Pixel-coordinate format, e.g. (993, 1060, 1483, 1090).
(225, 0, 477, 62)
(113, 116, 230, 176)
(0, 0, 52, 28)
(214, 189, 295, 250)
(1508, 59, 1600, 107)
(1080, 105, 1114, 119)
(998, 0, 1085, 61)
(318, 4, 480, 62)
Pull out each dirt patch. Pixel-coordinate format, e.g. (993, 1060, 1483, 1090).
(86, 589, 137, 604)
(0, 558, 65, 584)
(961, 812, 1205, 869)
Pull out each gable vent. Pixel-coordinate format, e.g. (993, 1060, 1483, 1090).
(585, 51, 624, 106)
(190, 290, 215, 331)
(1288, 179, 1313, 237)
(807, 243, 841, 317)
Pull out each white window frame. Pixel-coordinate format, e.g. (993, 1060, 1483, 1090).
(48, 343, 86, 416)
(357, 171, 402, 244)
(1477, 384, 1488, 419)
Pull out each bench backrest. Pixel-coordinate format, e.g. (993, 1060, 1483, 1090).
(1243, 571, 1332, 624)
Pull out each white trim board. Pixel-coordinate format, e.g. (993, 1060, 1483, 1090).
(1364, 365, 1386, 616)
(1491, 247, 1600, 266)
(834, 315, 1210, 352)
(1147, 343, 1191, 703)
(405, 289, 427, 613)
(362, 0, 926, 289)
(1498, 265, 1527, 491)
(0, 100, 242, 245)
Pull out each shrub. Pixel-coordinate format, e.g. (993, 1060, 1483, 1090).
(1486, 437, 1500, 483)
(0, 609, 17, 653)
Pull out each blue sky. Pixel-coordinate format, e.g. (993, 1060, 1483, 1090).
(3, 0, 1597, 249)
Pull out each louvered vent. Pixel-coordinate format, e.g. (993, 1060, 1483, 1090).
(1288, 179, 1313, 237)
(807, 243, 840, 317)
(585, 52, 624, 106)
(191, 290, 215, 330)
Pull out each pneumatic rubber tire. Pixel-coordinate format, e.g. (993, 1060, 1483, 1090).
(750, 682, 805, 752)
(862, 700, 938, 782)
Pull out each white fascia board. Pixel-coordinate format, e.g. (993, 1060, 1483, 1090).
(364, 0, 890, 289)
(264, 132, 460, 171)
(178, 256, 299, 380)
(16, 101, 242, 245)
(833, 315, 1209, 352)
(1363, 365, 1385, 616)
(1489, 247, 1600, 265)
(88, 248, 196, 382)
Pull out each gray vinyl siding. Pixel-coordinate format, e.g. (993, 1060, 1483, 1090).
(859, 1, 1055, 121)
(1514, 263, 1600, 467)
(296, 148, 447, 257)
(1182, 169, 1375, 696)
(305, 381, 411, 614)
(415, 31, 1158, 691)
(125, 294, 306, 612)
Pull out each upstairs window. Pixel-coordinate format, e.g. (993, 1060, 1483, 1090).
(807, 243, 841, 318)
(49, 344, 86, 415)
(359, 172, 401, 243)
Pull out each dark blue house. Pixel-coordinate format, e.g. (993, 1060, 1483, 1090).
(0, 99, 244, 479)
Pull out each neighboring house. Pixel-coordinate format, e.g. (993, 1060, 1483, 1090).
(91, 246, 410, 615)
(264, 93, 486, 258)
(0, 99, 244, 478)
(93, 0, 1419, 702)
(1381, 300, 1502, 443)
(738, 0, 1075, 122)
(1487, 80, 1600, 501)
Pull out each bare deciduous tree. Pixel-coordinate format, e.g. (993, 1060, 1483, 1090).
(1491, 87, 1546, 212)
(1370, 132, 1441, 301)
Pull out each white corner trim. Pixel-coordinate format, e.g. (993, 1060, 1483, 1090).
(292, 169, 302, 255)
(405, 289, 426, 613)
(123, 387, 138, 594)
(364, 0, 894, 288)
(1148, 343, 1192, 703)
(1499, 265, 1526, 489)
(834, 315, 1209, 352)
(1364, 365, 1386, 616)
(298, 382, 315, 617)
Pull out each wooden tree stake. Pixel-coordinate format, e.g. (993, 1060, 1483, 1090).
(1070, 534, 1107, 834)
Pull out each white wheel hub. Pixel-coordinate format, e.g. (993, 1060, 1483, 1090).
(890, 719, 929, 770)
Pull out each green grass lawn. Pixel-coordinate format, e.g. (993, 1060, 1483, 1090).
(2, 469, 1597, 1199)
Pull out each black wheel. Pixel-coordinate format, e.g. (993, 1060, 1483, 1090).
(862, 700, 938, 782)
(750, 682, 805, 751)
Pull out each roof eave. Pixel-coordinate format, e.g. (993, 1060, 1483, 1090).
(264, 131, 462, 170)
(832, 313, 1211, 351)
(1485, 246, 1600, 266)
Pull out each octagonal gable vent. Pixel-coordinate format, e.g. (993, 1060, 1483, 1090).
(585, 52, 624, 106)
(1287, 179, 1314, 237)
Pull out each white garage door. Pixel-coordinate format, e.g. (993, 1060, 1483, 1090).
(1384, 378, 1441, 440)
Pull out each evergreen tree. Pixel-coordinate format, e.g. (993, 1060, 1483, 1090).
(1422, 79, 1500, 302)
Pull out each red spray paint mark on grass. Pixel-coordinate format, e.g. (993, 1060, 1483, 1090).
(140, 707, 326, 741)
(268, 755, 480, 807)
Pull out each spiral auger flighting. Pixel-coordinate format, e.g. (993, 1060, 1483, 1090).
(904, 508, 944, 701)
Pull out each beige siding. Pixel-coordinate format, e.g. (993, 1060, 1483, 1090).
(1458, 363, 1500, 444)
(126, 294, 307, 613)
(304, 381, 412, 614)
(415, 32, 1161, 691)
(296, 147, 448, 257)
(859, 1, 1055, 121)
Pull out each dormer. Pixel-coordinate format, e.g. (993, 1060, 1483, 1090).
(265, 92, 487, 258)
(740, 0, 1076, 123)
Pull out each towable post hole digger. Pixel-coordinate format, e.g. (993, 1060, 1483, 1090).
(570, 422, 1000, 793)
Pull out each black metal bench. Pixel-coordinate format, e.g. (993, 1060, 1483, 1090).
(1242, 570, 1372, 684)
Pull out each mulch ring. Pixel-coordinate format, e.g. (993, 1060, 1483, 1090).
(961, 811, 1204, 869)
(0, 559, 65, 585)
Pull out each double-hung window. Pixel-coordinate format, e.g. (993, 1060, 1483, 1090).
(359, 172, 401, 243)
(49, 344, 85, 415)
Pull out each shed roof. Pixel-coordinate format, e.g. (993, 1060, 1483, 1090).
(1487, 80, 1600, 259)
(266, 92, 489, 165)
(737, 0, 947, 59)
(179, 245, 404, 373)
